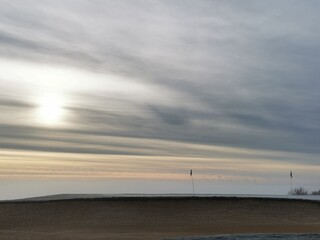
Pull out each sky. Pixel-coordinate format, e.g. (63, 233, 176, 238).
(0, 0, 319, 199)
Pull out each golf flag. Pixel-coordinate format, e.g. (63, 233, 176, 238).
(190, 169, 194, 194)
(290, 171, 293, 178)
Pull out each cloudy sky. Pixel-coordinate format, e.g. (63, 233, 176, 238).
(0, 0, 319, 199)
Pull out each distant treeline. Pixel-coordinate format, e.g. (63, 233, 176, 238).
(289, 187, 320, 195)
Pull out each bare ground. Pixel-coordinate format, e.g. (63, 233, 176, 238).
(0, 197, 319, 239)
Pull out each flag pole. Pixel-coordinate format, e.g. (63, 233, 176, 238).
(190, 169, 194, 194)
(290, 171, 293, 193)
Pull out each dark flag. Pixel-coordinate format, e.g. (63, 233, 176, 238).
(290, 171, 293, 178)
(190, 169, 192, 177)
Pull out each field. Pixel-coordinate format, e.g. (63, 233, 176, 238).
(0, 196, 319, 240)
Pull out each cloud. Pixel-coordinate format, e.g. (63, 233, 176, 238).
(0, 0, 319, 184)
(0, 97, 34, 108)
(150, 105, 189, 126)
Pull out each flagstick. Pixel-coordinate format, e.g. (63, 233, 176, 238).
(191, 175, 195, 194)
(290, 175, 292, 192)
(190, 169, 195, 194)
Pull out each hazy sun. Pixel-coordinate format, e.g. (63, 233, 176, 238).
(36, 95, 65, 125)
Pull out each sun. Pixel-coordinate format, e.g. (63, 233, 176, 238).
(36, 95, 65, 125)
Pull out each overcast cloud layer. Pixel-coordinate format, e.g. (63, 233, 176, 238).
(0, 0, 319, 191)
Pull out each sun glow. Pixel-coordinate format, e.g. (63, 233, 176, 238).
(36, 95, 65, 125)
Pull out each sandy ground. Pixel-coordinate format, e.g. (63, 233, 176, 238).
(0, 197, 319, 239)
